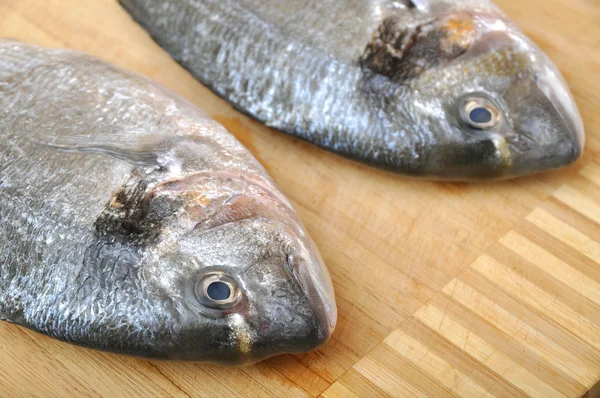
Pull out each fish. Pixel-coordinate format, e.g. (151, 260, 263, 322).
(120, 0, 585, 180)
(0, 40, 336, 365)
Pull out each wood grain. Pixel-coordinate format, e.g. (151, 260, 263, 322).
(0, 0, 598, 397)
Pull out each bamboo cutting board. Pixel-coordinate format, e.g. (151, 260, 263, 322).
(0, 0, 599, 397)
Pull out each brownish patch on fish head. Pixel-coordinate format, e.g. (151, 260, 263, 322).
(438, 12, 477, 53)
(360, 11, 481, 83)
(177, 190, 213, 221)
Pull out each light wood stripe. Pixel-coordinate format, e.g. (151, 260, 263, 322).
(267, 355, 331, 396)
(559, 176, 600, 208)
(335, 194, 600, 397)
(553, 185, 600, 223)
(399, 317, 529, 398)
(460, 268, 594, 384)
(367, 344, 462, 397)
(500, 231, 600, 307)
(321, 381, 360, 398)
(151, 361, 309, 398)
(518, 223, 600, 285)
(353, 355, 431, 398)
(471, 254, 600, 385)
(543, 200, 600, 248)
(444, 276, 581, 397)
(414, 303, 538, 398)
(527, 208, 600, 263)
(489, 243, 600, 343)
(580, 163, 600, 186)
(432, 294, 571, 397)
(383, 329, 491, 398)
(336, 369, 390, 398)
(588, 138, 600, 154)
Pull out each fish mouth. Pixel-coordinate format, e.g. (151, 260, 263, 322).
(504, 57, 584, 176)
(497, 82, 583, 178)
(535, 65, 585, 159)
(286, 243, 337, 347)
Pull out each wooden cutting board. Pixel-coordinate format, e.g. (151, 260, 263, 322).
(0, 0, 598, 396)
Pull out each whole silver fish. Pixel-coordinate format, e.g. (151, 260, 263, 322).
(120, 0, 585, 180)
(0, 40, 336, 365)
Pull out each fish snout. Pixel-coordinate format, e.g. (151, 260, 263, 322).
(204, 218, 335, 363)
(502, 67, 584, 177)
(222, 238, 336, 364)
(286, 243, 337, 347)
(535, 66, 585, 159)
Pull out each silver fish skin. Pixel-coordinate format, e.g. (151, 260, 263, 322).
(120, 0, 585, 180)
(0, 40, 336, 365)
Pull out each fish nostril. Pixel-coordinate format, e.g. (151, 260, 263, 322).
(207, 281, 231, 301)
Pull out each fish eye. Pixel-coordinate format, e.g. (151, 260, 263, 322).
(195, 271, 241, 309)
(469, 107, 492, 124)
(207, 281, 231, 301)
(460, 97, 501, 130)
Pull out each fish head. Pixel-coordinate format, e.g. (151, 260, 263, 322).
(139, 175, 336, 364)
(376, 6, 584, 179)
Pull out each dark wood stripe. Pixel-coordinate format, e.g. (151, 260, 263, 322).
(580, 160, 600, 184)
(461, 268, 599, 377)
(434, 291, 586, 397)
(582, 378, 600, 398)
(517, 222, 600, 283)
(266, 355, 331, 396)
(337, 368, 393, 398)
(400, 317, 528, 398)
(544, 198, 600, 243)
(368, 344, 459, 398)
(490, 243, 600, 328)
(458, 268, 591, 391)
(561, 177, 600, 207)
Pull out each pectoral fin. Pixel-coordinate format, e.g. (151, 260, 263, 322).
(34, 134, 184, 168)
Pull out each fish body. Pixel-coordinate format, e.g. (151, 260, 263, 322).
(0, 40, 336, 365)
(120, 0, 584, 180)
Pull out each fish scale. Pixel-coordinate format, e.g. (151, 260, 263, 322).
(129, 0, 408, 156)
(0, 40, 336, 364)
(121, 0, 584, 179)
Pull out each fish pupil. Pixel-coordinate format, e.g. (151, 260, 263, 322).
(207, 281, 231, 301)
(469, 107, 493, 125)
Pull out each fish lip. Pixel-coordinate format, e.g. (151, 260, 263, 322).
(535, 66, 585, 162)
(504, 64, 585, 177)
(287, 246, 337, 348)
